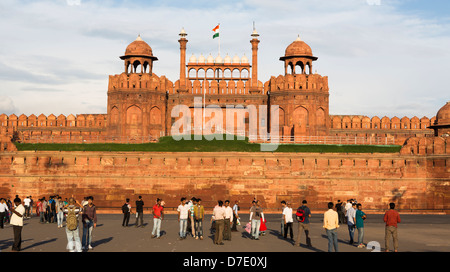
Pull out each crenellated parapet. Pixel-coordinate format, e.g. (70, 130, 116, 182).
(330, 115, 435, 130)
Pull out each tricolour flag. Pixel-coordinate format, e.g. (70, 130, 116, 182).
(212, 24, 220, 39)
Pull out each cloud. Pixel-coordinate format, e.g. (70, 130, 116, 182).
(0, 96, 18, 114)
(0, 0, 448, 118)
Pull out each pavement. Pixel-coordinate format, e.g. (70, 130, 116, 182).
(1, 213, 450, 253)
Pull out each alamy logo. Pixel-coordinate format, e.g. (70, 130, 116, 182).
(170, 97, 280, 151)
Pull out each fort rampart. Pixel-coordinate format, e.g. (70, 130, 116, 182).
(0, 137, 448, 213)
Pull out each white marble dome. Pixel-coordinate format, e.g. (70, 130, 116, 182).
(206, 54, 214, 63)
(241, 54, 249, 63)
(232, 54, 240, 64)
(198, 54, 205, 63)
(224, 54, 231, 63)
(189, 54, 197, 63)
(215, 54, 223, 64)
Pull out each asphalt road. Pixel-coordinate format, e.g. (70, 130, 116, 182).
(1, 213, 450, 253)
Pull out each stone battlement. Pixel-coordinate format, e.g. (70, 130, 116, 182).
(0, 139, 448, 212)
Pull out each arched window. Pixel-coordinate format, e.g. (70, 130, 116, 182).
(295, 61, 304, 74)
(241, 69, 249, 78)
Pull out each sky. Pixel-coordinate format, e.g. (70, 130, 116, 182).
(0, 0, 449, 118)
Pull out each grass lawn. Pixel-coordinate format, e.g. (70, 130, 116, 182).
(14, 134, 402, 153)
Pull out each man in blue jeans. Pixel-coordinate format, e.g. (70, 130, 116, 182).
(346, 202, 356, 245)
(81, 196, 97, 251)
(151, 198, 164, 239)
(249, 200, 264, 240)
(323, 202, 339, 252)
(177, 197, 190, 240)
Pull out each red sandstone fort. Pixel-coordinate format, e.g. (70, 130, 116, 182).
(0, 28, 449, 212)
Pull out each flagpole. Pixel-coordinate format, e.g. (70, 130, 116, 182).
(218, 23, 221, 56)
(203, 74, 206, 131)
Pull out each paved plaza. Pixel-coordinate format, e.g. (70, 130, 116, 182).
(1, 213, 449, 253)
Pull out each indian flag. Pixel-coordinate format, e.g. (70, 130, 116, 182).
(212, 24, 220, 39)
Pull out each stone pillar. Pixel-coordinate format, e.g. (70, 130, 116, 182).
(250, 30, 260, 94)
(178, 28, 188, 93)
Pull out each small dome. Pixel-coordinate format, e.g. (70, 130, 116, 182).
(436, 101, 450, 125)
(232, 54, 240, 64)
(215, 54, 223, 64)
(124, 35, 153, 57)
(189, 54, 197, 63)
(198, 54, 206, 63)
(206, 54, 214, 63)
(241, 54, 249, 63)
(285, 35, 313, 57)
(224, 54, 231, 63)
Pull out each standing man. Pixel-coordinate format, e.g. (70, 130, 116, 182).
(355, 203, 367, 248)
(151, 198, 164, 239)
(282, 202, 294, 241)
(189, 198, 197, 238)
(336, 200, 345, 224)
(177, 197, 190, 240)
(323, 202, 339, 252)
(223, 200, 233, 241)
(81, 196, 97, 251)
(63, 197, 83, 252)
(249, 200, 264, 240)
(135, 196, 144, 228)
(23, 196, 31, 219)
(10, 197, 25, 252)
(56, 196, 65, 228)
(0, 198, 9, 229)
(194, 198, 205, 240)
(346, 202, 357, 245)
(49, 196, 57, 223)
(122, 198, 132, 227)
(280, 200, 286, 237)
(384, 202, 401, 252)
(231, 200, 240, 232)
(212, 200, 226, 245)
(38, 198, 46, 223)
(295, 200, 312, 247)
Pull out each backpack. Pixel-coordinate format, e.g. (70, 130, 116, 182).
(122, 203, 129, 213)
(66, 207, 78, 231)
(296, 207, 305, 223)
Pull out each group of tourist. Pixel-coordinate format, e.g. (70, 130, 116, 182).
(0, 194, 97, 252)
(1, 194, 401, 252)
(323, 199, 401, 252)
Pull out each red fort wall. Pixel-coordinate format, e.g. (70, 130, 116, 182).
(0, 137, 448, 213)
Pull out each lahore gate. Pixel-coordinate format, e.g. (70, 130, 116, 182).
(0, 27, 449, 212)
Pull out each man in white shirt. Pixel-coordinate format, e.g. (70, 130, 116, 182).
(23, 196, 31, 219)
(0, 198, 9, 229)
(223, 200, 234, 241)
(177, 197, 190, 240)
(10, 197, 25, 251)
(212, 200, 226, 245)
(346, 202, 357, 245)
(282, 202, 294, 240)
(344, 199, 353, 215)
(323, 202, 339, 252)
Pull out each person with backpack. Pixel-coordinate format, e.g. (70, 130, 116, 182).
(63, 197, 83, 252)
(294, 200, 312, 247)
(122, 198, 132, 227)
